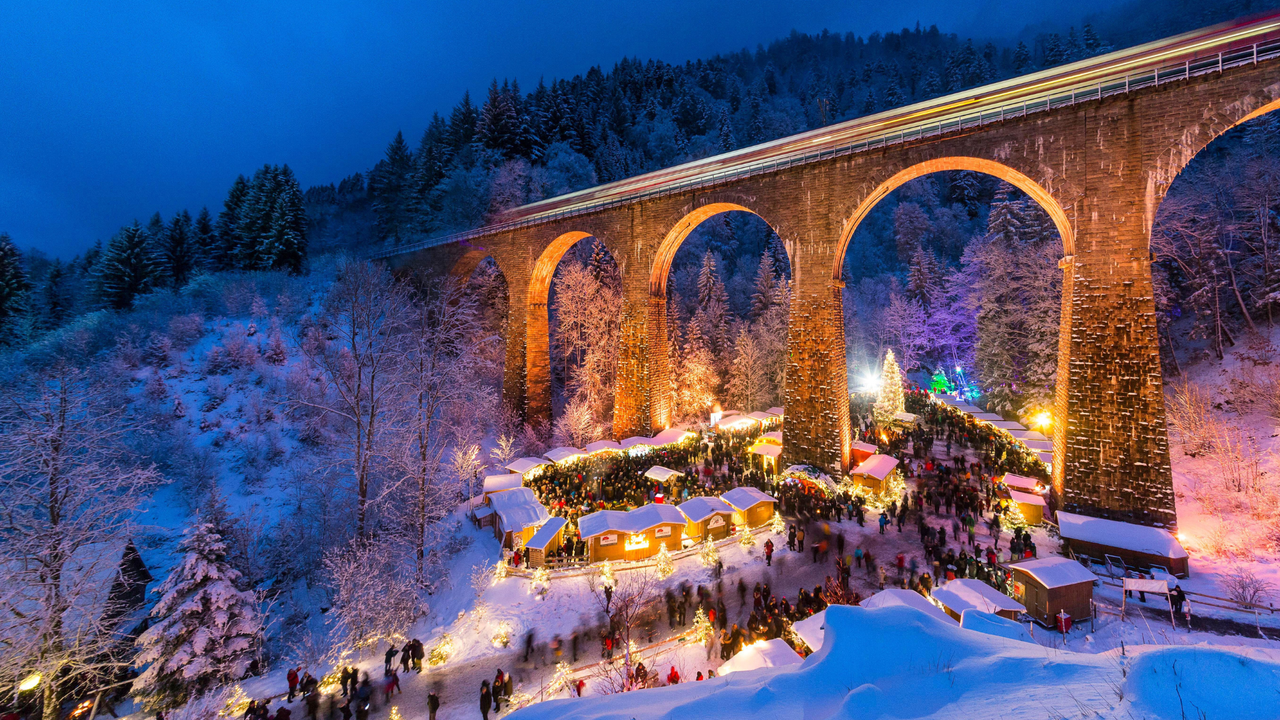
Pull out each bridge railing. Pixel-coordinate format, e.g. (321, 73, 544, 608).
(370, 34, 1280, 261)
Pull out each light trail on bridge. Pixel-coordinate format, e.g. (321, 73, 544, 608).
(374, 11, 1280, 259)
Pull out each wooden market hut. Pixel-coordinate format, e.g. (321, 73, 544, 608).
(543, 446, 584, 465)
(721, 486, 777, 529)
(1008, 556, 1097, 626)
(1007, 490, 1045, 525)
(505, 457, 550, 478)
(524, 517, 568, 568)
(931, 579, 1024, 621)
(851, 441, 878, 466)
(678, 496, 735, 542)
(1056, 511, 1189, 577)
(577, 504, 688, 562)
(850, 454, 900, 493)
(487, 487, 551, 549)
(584, 439, 623, 454)
(999, 473, 1041, 493)
(482, 473, 523, 500)
(643, 465, 682, 502)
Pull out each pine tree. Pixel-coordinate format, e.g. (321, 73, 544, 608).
(0, 233, 30, 339)
(132, 523, 262, 711)
(872, 349, 905, 426)
(159, 210, 199, 288)
(749, 251, 777, 320)
(262, 166, 307, 273)
(97, 222, 161, 310)
(214, 176, 249, 271)
(1013, 42, 1033, 73)
(193, 207, 216, 270)
(447, 91, 479, 151)
(907, 244, 941, 310)
(369, 132, 415, 243)
(38, 259, 73, 331)
(476, 80, 521, 158)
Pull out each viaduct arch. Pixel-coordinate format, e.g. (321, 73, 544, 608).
(385, 26, 1280, 529)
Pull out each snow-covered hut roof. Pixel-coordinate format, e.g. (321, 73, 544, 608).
(931, 579, 1022, 616)
(1009, 429, 1048, 441)
(619, 436, 652, 449)
(544, 446, 584, 464)
(677, 496, 734, 523)
(762, 431, 783, 443)
(1022, 440, 1053, 452)
(577, 510, 631, 539)
(990, 420, 1026, 431)
(526, 517, 568, 552)
(959, 609, 1035, 643)
(859, 589, 957, 625)
(1000, 473, 1039, 491)
(935, 395, 965, 406)
(971, 412, 1003, 421)
(505, 457, 550, 475)
(717, 638, 803, 676)
(791, 609, 827, 651)
(747, 411, 775, 423)
(1008, 490, 1045, 507)
(649, 428, 692, 446)
(644, 466, 682, 483)
(721, 486, 777, 511)
(1056, 511, 1187, 559)
(1035, 452, 1053, 466)
(1010, 556, 1097, 589)
(488, 488, 550, 534)
(766, 407, 784, 417)
(852, 454, 900, 481)
(716, 414, 759, 430)
(956, 404, 983, 414)
(851, 441, 878, 454)
(750, 444, 782, 458)
(482, 473, 523, 495)
(626, 503, 687, 532)
(584, 439, 623, 453)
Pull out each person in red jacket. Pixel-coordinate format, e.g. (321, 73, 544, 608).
(287, 667, 300, 702)
(666, 666, 680, 685)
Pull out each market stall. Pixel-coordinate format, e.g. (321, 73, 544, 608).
(1008, 556, 1096, 626)
(1007, 490, 1045, 525)
(482, 473, 523, 499)
(577, 504, 688, 562)
(584, 439, 623, 454)
(524, 516, 568, 568)
(931, 579, 1023, 621)
(543, 446, 584, 464)
(849, 454, 900, 494)
(851, 441, 878, 465)
(488, 487, 551, 549)
(678, 496, 735, 542)
(1056, 511, 1189, 577)
(721, 486, 777, 528)
(505, 457, 550, 478)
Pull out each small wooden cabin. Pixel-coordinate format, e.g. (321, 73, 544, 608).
(851, 441, 878, 466)
(578, 504, 688, 562)
(487, 487, 551, 549)
(1007, 490, 1045, 525)
(482, 473, 523, 500)
(850, 454, 900, 493)
(1056, 511, 1189, 577)
(679, 496, 735, 542)
(524, 516, 568, 568)
(930, 579, 1023, 621)
(721, 487, 777, 528)
(1009, 556, 1096, 626)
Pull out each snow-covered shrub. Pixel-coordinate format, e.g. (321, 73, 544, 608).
(203, 376, 229, 412)
(322, 536, 425, 652)
(1222, 566, 1276, 607)
(1166, 379, 1219, 456)
(145, 332, 174, 367)
(144, 372, 169, 402)
(168, 313, 206, 349)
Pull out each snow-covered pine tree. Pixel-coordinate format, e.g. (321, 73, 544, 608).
(133, 523, 262, 711)
(907, 244, 941, 310)
(872, 348, 905, 426)
(0, 232, 31, 341)
(749, 251, 777, 321)
(97, 222, 161, 310)
(369, 132, 415, 243)
(264, 166, 307, 274)
(193, 208, 217, 271)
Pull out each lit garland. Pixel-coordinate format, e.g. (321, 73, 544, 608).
(654, 542, 675, 579)
(599, 560, 616, 590)
(550, 662, 575, 697)
(492, 621, 512, 648)
(220, 685, 252, 717)
(841, 472, 907, 511)
(427, 633, 454, 666)
(690, 605, 715, 646)
(494, 560, 508, 583)
(770, 510, 786, 535)
(531, 567, 551, 598)
(699, 537, 720, 568)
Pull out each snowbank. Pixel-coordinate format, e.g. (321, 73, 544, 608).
(508, 604, 1276, 720)
(958, 609, 1035, 643)
(716, 638, 802, 675)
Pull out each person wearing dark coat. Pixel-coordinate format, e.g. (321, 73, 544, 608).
(384, 647, 397, 673)
(480, 681, 492, 720)
(427, 693, 440, 720)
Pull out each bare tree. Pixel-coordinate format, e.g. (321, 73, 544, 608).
(389, 277, 495, 581)
(322, 536, 425, 654)
(0, 365, 161, 720)
(583, 566, 661, 681)
(294, 260, 408, 536)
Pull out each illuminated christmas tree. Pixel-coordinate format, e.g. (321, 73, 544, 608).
(698, 537, 720, 568)
(654, 542, 675, 579)
(872, 349, 905, 426)
(770, 510, 786, 535)
(690, 606, 715, 646)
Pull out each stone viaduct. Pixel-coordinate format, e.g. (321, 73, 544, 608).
(389, 22, 1280, 529)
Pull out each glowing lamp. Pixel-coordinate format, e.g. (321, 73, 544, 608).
(1032, 411, 1052, 430)
(19, 673, 40, 692)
